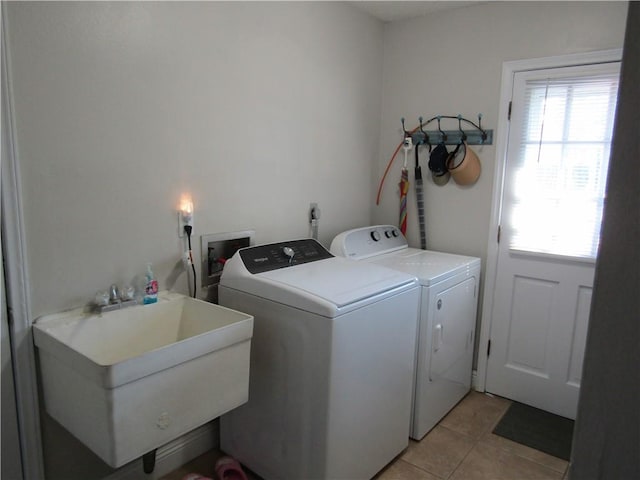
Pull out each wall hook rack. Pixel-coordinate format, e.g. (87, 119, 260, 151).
(403, 114, 493, 146)
(376, 113, 493, 204)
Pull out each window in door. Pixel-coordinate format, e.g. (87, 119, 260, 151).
(510, 71, 619, 259)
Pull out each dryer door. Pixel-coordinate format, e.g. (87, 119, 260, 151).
(429, 276, 477, 390)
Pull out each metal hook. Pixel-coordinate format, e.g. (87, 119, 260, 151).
(401, 117, 410, 138)
(457, 115, 467, 142)
(419, 116, 432, 152)
(437, 116, 447, 143)
(410, 117, 423, 147)
(478, 113, 487, 143)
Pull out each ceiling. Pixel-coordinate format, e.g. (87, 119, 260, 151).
(350, 1, 485, 23)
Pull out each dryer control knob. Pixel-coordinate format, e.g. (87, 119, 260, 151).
(370, 231, 381, 241)
(385, 230, 393, 238)
(392, 229, 399, 237)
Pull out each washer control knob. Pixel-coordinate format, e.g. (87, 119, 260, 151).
(392, 229, 399, 237)
(282, 246, 295, 263)
(385, 230, 393, 238)
(370, 231, 381, 242)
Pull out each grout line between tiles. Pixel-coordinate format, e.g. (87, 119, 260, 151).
(400, 459, 448, 480)
(442, 426, 483, 480)
(437, 398, 513, 480)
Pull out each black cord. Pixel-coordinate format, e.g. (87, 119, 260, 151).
(184, 225, 197, 298)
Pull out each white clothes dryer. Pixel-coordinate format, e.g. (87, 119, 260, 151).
(331, 226, 481, 440)
(218, 239, 420, 479)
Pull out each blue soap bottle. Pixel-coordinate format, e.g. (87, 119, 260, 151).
(143, 263, 158, 304)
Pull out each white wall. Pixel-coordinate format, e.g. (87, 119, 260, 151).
(375, 1, 628, 260)
(6, 1, 383, 318)
(6, 2, 382, 478)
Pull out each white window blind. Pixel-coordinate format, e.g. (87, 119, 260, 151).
(510, 72, 619, 259)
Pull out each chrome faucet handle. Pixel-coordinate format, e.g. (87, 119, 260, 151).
(109, 284, 120, 304)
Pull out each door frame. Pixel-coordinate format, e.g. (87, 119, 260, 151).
(475, 49, 622, 393)
(1, 4, 46, 478)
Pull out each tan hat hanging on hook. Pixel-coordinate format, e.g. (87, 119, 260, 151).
(447, 142, 481, 185)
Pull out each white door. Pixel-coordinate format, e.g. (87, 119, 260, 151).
(485, 62, 620, 419)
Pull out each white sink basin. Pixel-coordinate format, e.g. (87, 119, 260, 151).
(33, 292, 253, 468)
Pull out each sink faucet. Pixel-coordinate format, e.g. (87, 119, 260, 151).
(109, 284, 120, 304)
(95, 284, 138, 313)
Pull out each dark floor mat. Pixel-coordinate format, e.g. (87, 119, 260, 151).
(492, 401, 574, 460)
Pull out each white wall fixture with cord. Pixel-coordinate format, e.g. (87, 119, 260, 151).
(179, 196, 197, 298)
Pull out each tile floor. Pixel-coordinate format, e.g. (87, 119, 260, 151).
(161, 391, 569, 480)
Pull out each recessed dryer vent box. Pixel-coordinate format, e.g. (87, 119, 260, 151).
(201, 230, 255, 303)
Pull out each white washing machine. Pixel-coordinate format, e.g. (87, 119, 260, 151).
(331, 225, 481, 440)
(218, 238, 420, 479)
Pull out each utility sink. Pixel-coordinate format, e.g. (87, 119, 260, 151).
(33, 292, 253, 468)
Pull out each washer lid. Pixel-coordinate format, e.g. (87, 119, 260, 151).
(261, 256, 415, 305)
(369, 248, 481, 286)
(221, 249, 417, 317)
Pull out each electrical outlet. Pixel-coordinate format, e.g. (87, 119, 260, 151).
(309, 203, 320, 222)
(309, 202, 320, 240)
(178, 211, 193, 238)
